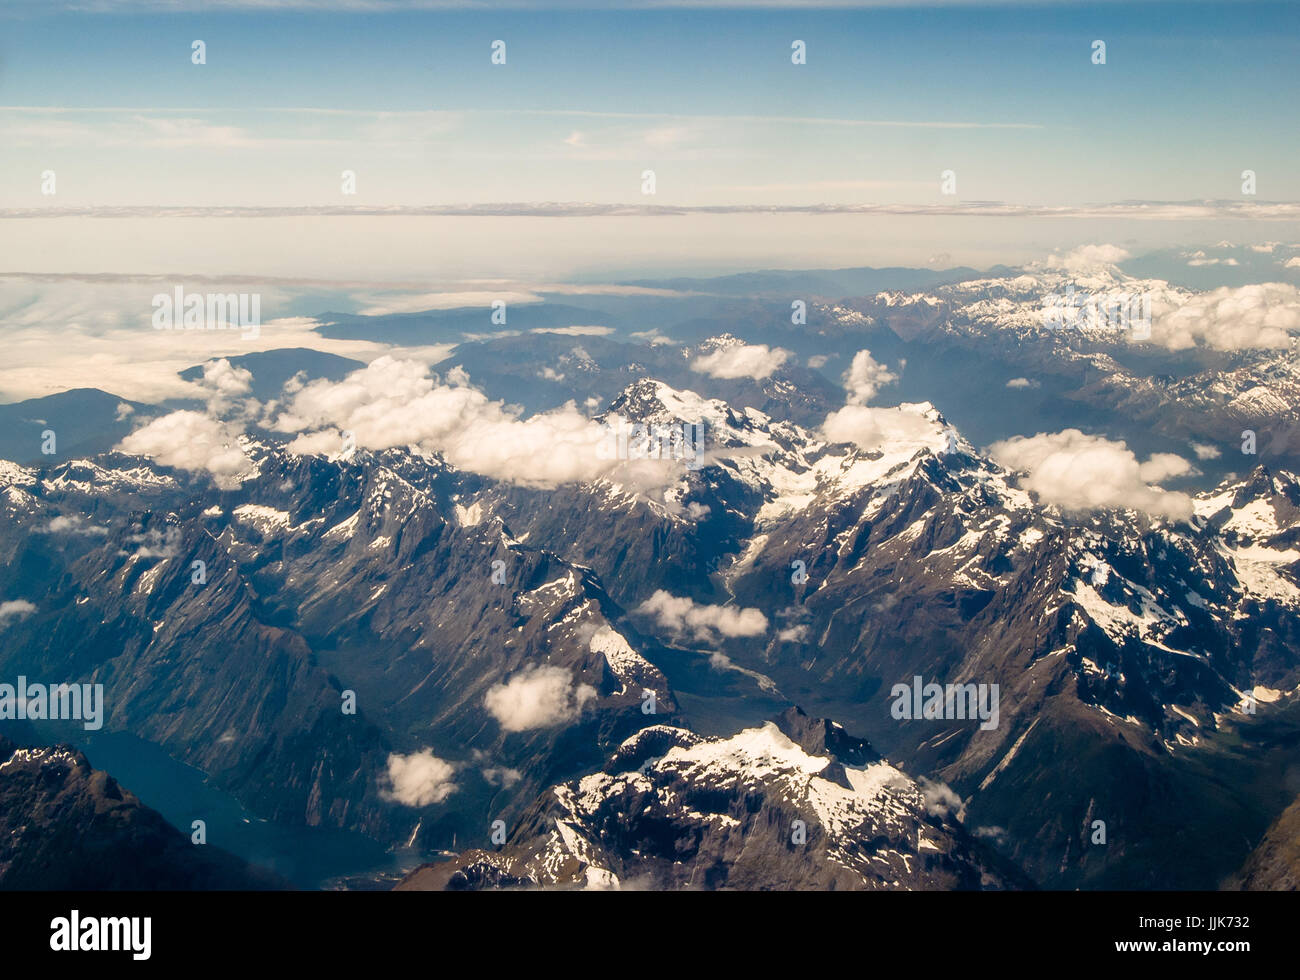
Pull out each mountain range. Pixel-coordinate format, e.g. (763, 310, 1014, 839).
(2, 257, 1298, 890)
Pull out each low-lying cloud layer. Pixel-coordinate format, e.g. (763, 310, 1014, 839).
(0, 276, 388, 403)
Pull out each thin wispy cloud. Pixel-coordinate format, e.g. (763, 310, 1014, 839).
(5, 201, 1298, 220)
(0, 105, 1040, 132)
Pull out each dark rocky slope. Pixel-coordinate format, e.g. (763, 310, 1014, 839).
(0, 736, 284, 890)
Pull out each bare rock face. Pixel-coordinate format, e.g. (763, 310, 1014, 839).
(1229, 795, 1300, 891)
(2, 364, 1298, 892)
(0, 442, 680, 851)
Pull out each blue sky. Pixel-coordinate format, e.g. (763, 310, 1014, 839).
(0, 2, 1297, 404)
(0, 1, 1297, 276)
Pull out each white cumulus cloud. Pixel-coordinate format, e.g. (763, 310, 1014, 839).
(380, 749, 458, 807)
(273, 356, 686, 490)
(484, 665, 596, 732)
(1044, 243, 1130, 275)
(0, 599, 36, 624)
(1149, 283, 1300, 351)
(988, 429, 1193, 519)
(843, 349, 897, 405)
(42, 515, 108, 536)
(196, 357, 257, 416)
(691, 341, 790, 380)
(820, 403, 943, 452)
(482, 766, 523, 788)
(116, 410, 254, 490)
(635, 590, 768, 645)
(284, 428, 349, 456)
